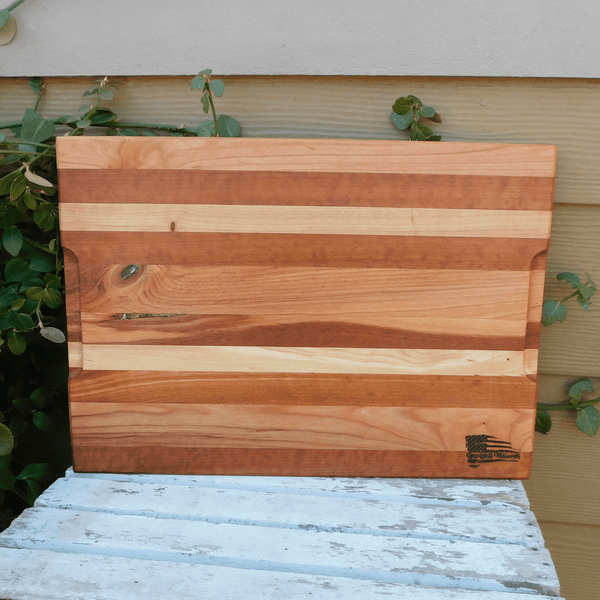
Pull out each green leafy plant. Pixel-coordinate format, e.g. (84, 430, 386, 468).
(542, 272, 596, 326)
(390, 95, 442, 141)
(536, 271, 598, 436)
(0, 71, 239, 531)
(191, 69, 240, 137)
(537, 378, 600, 436)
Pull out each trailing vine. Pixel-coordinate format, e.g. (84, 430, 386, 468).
(0, 72, 240, 531)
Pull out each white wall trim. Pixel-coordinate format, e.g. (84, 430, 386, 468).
(1, 0, 599, 78)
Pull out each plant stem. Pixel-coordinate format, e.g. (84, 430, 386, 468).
(538, 397, 600, 410)
(7, 0, 27, 11)
(23, 236, 56, 255)
(207, 92, 219, 136)
(108, 122, 198, 135)
(559, 291, 579, 303)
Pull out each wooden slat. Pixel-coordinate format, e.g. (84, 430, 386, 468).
(55, 137, 557, 177)
(76, 265, 532, 320)
(74, 344, 529, 376)
(70, 403, 534, 452)
(81, 314, 525, 349)
(58, 170, 556, 210)
(68, 372, 537, 408)
(70, 446, 533, 478)
(60, 203, 552, 238)
(0, 548, 561, 600)
(60, 231, 551, 270)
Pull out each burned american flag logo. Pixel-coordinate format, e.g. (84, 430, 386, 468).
(466, 435, 521, 468)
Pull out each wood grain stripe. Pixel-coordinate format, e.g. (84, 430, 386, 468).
(71, 446, 533, 478)
(80, 314, 525, 349)
(58, 170, 555, 211)
(77, 344, 528, 376)
(60, 203, 553, 238)
(70, 403, 534, 452)
(56, 137, 557, 178)
(68, 372, 537, 408)
(60, 232, 550, 270)
(77, 266, 532, 320)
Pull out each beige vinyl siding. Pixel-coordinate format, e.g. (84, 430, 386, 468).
(2, 74, 599, 599)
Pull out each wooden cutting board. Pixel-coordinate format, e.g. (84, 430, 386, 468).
(57, 137, 556, 478)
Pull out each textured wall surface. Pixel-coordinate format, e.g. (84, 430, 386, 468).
(1, 0, 600, 77)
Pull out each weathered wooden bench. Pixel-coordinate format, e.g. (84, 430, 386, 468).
(0, 137, 561, 598)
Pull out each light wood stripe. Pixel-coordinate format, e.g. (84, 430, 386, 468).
(56, 138, 557, 177)
(70, 403, 534, 452)
(60, 204, 552, 239)
(77, 266, 533, 320)
(75, 344, 529, 376)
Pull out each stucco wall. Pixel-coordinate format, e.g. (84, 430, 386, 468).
(1, 0, 600, 77)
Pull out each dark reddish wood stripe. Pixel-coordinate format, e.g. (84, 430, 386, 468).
(59, 170, 554, 211)
(61, 232, 548, 270)
(525, 321, 542, 349)
(81, 314, 524, 350)
(71, 446, 533, 478)
(69, 372, 537, 408)
(63, 248, 82, 343)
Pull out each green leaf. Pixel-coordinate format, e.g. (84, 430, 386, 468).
(0, 170, 20, 195)
(201, 94, 210, 114)
(191, 75, 204, 90)
(76, 117, 91, 128)
(2, 226, 23, 256)
(22, 190, 37, 210)
(196, 120, 214, 137)
(17, 462, 52, 481)
(420, 106, 436, 118)
(217, 115, 241, 137)
(0, 132, 5, 143)
(577, 295, 591, 311)
(209, 80, 225, 97)
(20, 108, 55, 144)
(43, 273, 61, 289)
(29, 253, 54, 273)
(10, 172, 27, 200)
(576, 405, 600, 436)
(535, 409, 552, 434)
(39, 326, 65, 344)
(541, 299, 567, 326)
(390, 111, 414, 131)
(391, 97, 415, 115)
(0, 9, 10, 30)
(32, 412, 52, 432)
(578, 282, 596, 300)
(5, 258, 35, 283)
(90, 108, 117, 125)
(12, 397, 35, 415)
(33, 206, 55, 231)
(10, 298, 25, 311)
(82, 88, 98, 97)
(143, 130, 158, 136)
(198, 69, 212, 78)
(0, 468, 16, 491)
(9, 415, 27, 437)
(569, 379, 594, 404)
(40, 287, 61, 309)
(557, 272, 580, 289)
(117, 129, 138, 136)
(0, 424, 14, 457)
(10, 312, 35, 331)
(28, 77, 44, 95)
(7, 331, 26, 356)
(98, 88, 114, 101)
(25, 479, 41, 506)
(412, 124, 441, 141)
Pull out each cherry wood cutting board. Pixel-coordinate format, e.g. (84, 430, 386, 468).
(56, 137, 556, 478)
